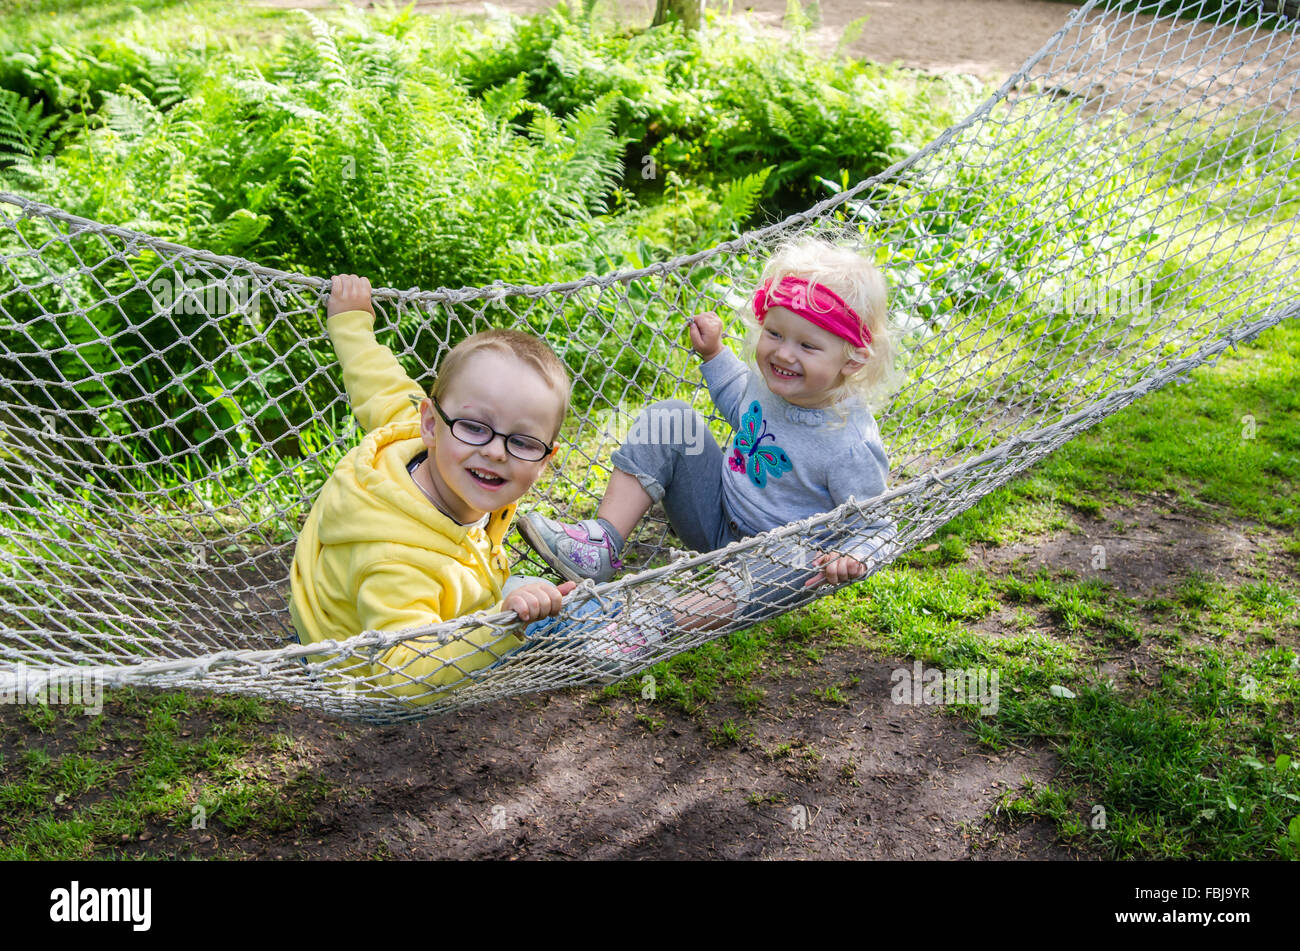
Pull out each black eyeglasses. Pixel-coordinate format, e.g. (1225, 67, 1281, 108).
(431, 396, 554, 462)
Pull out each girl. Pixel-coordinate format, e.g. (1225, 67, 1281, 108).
(516, 235, 903, 674)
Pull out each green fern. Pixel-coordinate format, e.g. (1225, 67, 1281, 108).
(142, 51, 183, 110)
(834, 13, 870, 60)
(0, 88, 60, 162)
(525, 90, 626, 221)
(481, 73, 531, 122)
(196, 208, 273, 255)
(760, 99, 796, 140)
(294, 9, 351, 89)
(100, 88, 161, 142)
(717, 168, 773, 226)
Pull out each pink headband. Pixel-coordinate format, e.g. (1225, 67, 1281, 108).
(752, 276, 871, 348)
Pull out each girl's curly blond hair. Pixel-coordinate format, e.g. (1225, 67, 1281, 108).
(740, 234, 905, 418)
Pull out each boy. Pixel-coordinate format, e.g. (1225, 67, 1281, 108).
(289, 275, 575, 702)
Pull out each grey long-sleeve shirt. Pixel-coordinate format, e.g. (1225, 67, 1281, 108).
(701, 348, 893, 561)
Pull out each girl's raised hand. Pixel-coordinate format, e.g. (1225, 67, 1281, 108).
(327, 274, 375, 318)
(688, 311, 723, 361)
(504, 580, 578, 623)
(803, 552, 867, 588)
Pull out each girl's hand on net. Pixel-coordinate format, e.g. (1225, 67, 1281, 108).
(688, 311, 723, 360)
(504, 580, 577, 623)
(327, 274, 375, 318)
(804, 552, 867, 588)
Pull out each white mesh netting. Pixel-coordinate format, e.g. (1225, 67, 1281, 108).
(1, 0, 1296, 721)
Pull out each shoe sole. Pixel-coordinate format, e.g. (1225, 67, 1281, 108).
(518, 516, 589, 584)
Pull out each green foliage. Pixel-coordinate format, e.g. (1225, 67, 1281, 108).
(455, 1, 899, 219)
(0, 0, 916, 495)
(0, 6, 629, 484)
(0, 89, 62, 171)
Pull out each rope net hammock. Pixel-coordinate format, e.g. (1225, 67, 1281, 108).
(1, 0, 1297, 722)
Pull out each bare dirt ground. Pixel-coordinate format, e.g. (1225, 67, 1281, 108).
(102, 654, 1070, 860)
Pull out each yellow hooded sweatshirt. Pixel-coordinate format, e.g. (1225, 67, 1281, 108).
(288, 309, 524, 702)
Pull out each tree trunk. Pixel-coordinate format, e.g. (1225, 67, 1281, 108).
(652, 0, 703, 32)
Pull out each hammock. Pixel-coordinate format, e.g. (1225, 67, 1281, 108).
(1, 0, 1296, 722)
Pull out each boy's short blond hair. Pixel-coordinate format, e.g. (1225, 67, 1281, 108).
(430, 330, 571, 440)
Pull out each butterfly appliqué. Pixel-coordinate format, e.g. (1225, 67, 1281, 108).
(729, 400, 793, 488)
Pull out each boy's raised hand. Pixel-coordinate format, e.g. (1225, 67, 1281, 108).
(688, 311, 723, 361)
(327, 274, 375, 318)
(504, 580, 578, 623)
